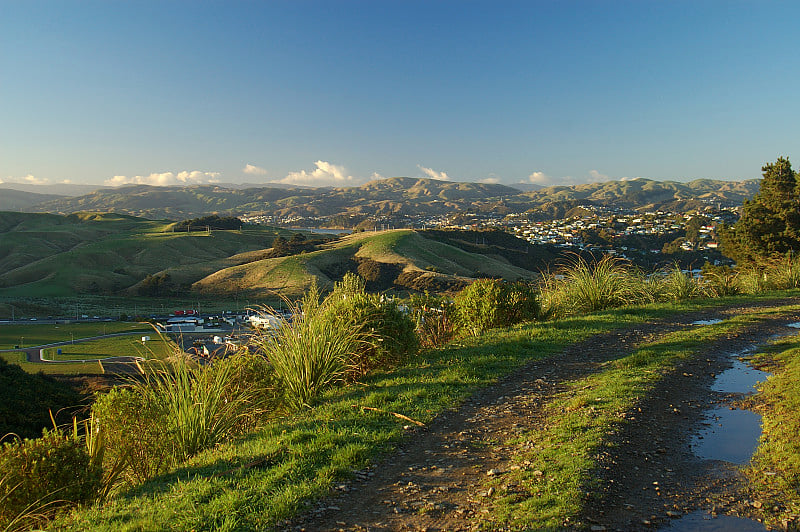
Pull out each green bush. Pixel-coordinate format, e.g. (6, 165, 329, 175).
(253, 275, 418, 409)
(0, 429, 102, 529)
(91, 386, 174, 486)
(0, 358, 84, 440)
(453, 278, 540, 336)
(323, 273, 418, 378)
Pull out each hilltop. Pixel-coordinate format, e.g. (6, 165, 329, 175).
(13, 177, 760, 221)
(192, 229, 537, 297)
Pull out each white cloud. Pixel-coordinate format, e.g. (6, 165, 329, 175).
(370, 172, 387, 180)
(2, 174, 50, 185)
(417, 165, 450, 180)
(273, 160, 356, 187)
(526, 171, 551, 185)
(523, 170, 623, 186)
(480, 176, 500, 184)
(104, 170, 221, 187)
(588, 170, 610, 182)
(243, 164, 268, 176)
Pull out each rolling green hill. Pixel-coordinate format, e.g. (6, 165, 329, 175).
(0, 212, 303, 297)
(0, 213, 536, 298)
(192, 229, 537, 297)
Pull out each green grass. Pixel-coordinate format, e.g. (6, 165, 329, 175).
(0, 322, 151, 350)
(0, 351, 104, 375)
(747, 335, 800, 528)
(46, 295, 800, 530)
(483, 311, 793, 530)
(0, 212, 301, 297)
(193, 229, 537, 298)
(56, 302, 689, 531)
(40, 335, 178, 361)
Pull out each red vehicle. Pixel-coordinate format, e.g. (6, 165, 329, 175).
(172, 309, 197, 316)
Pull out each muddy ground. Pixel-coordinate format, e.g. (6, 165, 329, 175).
(292, 301, 800, 531)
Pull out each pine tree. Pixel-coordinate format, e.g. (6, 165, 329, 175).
(722, 157, 800, 263)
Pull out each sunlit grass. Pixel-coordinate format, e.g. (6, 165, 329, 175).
(747, 336, 800, 528)
(0, 352, 104, 375)
(40, 335, 177, 361)
(0, 322, 150, 350)
(485, 310, 791, 530)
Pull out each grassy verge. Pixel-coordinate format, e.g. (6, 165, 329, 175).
(0, 352, 104, 375)
(747, 336, 800, 529)
(483, 306, 800, 530)
(40, 335, 178, 361)
(0, 322, 151, 350)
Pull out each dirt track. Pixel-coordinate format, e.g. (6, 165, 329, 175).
(293, 300, 800, 531)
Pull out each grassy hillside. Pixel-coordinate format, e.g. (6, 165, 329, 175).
(0, 189, 65, 210)
(0, 212, 304, 297)
(193, 229, 537, 297)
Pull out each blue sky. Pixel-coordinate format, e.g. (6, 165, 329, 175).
(2, 1, 799, 188)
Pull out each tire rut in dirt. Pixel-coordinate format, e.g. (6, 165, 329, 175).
(584, 310, 800, 531)
(291, 301, 799, 531)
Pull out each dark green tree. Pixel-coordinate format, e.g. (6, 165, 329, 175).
(271, 236, 288, 255)
(722, 157, 800, 263)
(684, 215, 710, 244)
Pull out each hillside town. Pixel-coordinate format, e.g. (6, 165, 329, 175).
(242, 203, 738, 266)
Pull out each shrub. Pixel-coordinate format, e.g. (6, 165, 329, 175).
(91, 386, 174, 486)
(0, 358, 84, 440)
(453, 278, 540, 336)
(323, 273, 418, 378)
(0, 429, 102, 529)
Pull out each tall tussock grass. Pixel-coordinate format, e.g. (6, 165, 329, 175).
(255, 285, 367, 409)
(92, 351, 260, 487)
(657, 263, 705, 302)
(540, 254, 651, 317)
(253, 274, 416, 409)
(140, 358, 253, 460)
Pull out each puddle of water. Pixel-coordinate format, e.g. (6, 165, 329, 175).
(692, 319, 724, 325)
(661, 510, 766, 531)
(787, 322, 800, 329)
(691, 406, 762, 463)
(711, 360, 770, 394)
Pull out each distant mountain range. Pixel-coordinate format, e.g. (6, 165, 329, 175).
(2, 177, 760, 221)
